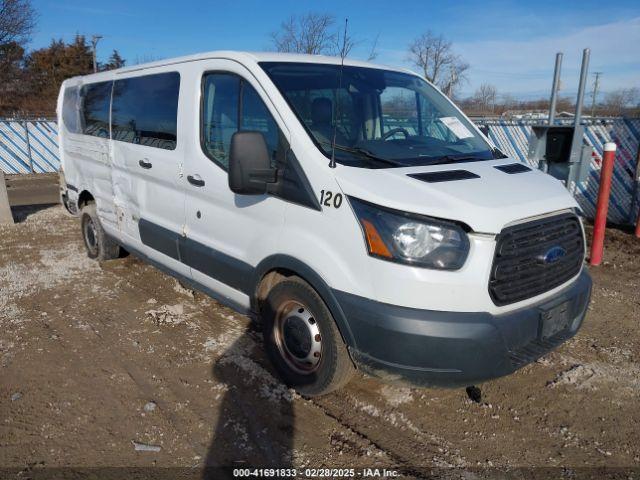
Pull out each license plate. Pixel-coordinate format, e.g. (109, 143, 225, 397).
(539, 300, 571, 339)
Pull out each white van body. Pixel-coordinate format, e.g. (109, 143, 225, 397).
(57, 51, 591, 393)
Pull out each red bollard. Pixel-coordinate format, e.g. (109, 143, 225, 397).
(590, 143, 617, 266)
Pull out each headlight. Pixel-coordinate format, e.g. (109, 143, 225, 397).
(349, 197, 470, 270)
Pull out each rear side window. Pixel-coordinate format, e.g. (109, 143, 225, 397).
(201, 73, 281, 169)
(81, 81, 112, 138)
(111, 72, 180, 150)
(62, 86, 82, 134)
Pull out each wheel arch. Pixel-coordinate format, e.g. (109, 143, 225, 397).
(252, 255, 356, 348)
(77, 189, 95, 209)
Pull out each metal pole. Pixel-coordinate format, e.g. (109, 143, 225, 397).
(0, 171, 14, 224)
(574, 48, 590, 127)
(548, 53, 563, 125)
(590, 72, 602, 117)
(23, 120, 34, 173)
(91, 35, 103, 73)
(590, 142, 616, 266)
(566, 48, 591, 193)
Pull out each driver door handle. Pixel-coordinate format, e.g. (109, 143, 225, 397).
(187, 174, 205, 187)
(138, 159, 153, 169)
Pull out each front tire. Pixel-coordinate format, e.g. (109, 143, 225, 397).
(80, 203, 120, 261)
(263, 277, 355, 396)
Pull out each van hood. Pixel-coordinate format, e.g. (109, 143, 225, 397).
(335, 159, 579, 234)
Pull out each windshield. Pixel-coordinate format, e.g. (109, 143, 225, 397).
(260, 62, 501, 168)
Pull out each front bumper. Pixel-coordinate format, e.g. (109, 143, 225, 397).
(334, 269, 592, 387)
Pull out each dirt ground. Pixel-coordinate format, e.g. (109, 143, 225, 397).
(1, 205, 639, 478)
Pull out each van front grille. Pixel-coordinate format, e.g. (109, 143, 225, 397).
(489, 213, 584, 306)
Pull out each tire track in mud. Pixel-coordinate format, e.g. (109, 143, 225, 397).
(70, 264, 234, 458)
(2, 250, 220, 462)
(311, 390, 468, 471)
(0, 313, 173, 463)
(96, 257, 443, 472)
(71, 257, 386, 467)
(303, 397, 429, 479)
(2, 211, 464, 471)
(6, 207, 640, 470)
(99, 257, 468, 474)
(5, 292, 207, 462)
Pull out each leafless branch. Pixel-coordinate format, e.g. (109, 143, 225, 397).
(407, 30, 468, 96)
(366, 32, 380, 62)
(271, 13, 338, 55)
(0, 0, 36, 46)
(473, 83, 498, 113)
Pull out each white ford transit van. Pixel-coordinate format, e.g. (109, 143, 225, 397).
(57, 51, 591, 396)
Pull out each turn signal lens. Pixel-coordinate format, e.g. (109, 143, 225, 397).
(362, 219, 392, 258)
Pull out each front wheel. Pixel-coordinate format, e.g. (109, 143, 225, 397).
(263, 277, 355, 396)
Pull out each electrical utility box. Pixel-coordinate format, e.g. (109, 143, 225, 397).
(527, 125, 592, 192)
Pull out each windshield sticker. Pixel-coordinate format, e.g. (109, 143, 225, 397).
(438, 117, 474, 139)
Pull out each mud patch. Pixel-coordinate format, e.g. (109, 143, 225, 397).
(379, 385, 414, 407)
(548, 362, 640, 394)
(145, 304, 190, 326)
(0, 244, 98, 304)
(2, 205, 640, 471)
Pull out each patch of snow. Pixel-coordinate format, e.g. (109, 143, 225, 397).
(379, 385, 414, 407)
(145, 304, 189, 326)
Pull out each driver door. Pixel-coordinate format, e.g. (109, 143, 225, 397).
(181, 61, 289, 309)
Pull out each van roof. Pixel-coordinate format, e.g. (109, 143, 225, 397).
(63, 50, 417, 84)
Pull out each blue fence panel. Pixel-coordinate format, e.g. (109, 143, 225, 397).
(477, 118, 640, 225)
(0, 120, 60, 174)
(1, 117, 638, 224)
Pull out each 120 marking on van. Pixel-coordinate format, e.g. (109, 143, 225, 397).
(319, 190, 343, 208)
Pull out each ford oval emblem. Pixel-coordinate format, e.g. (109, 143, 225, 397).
(538, 246, 567, 264)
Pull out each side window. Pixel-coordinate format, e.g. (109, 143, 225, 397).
(111, 72, 180, 150)
(81, 81, 112, 138)
(202, 74, 239, 168)
(241, 85, 279, 161)
(62, 86, 82, 134)
(202, 73, 281, 170)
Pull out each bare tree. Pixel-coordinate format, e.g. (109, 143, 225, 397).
(366, 33, 380, 61)
(407, 31, 468, 96)
(602, 88, 639, 115)
(0, 0, 36, 112)
(474, 83, 498, 113)
(0, 0, 36, 46)
(271, 13, 337, 55)
(133, 53, 160, 65)
(270, 13, 358, 57)
(442, 62, 469, 99)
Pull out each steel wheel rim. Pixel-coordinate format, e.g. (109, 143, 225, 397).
(274, 300, 322, 375)
(83, 216, 98, 255)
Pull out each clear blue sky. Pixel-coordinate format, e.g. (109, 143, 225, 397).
(31, 0, 639, 100)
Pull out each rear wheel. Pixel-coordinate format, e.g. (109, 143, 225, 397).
(263, 277, 355, 396)
(81, 203, 120, 261)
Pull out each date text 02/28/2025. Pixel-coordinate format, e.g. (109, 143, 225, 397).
(232, 467, 400, 478)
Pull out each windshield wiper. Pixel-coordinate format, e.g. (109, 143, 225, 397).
(320, 142, 404, 168)
(491, 147, 508, 159)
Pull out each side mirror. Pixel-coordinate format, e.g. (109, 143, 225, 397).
(228, 131, 278, 195)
